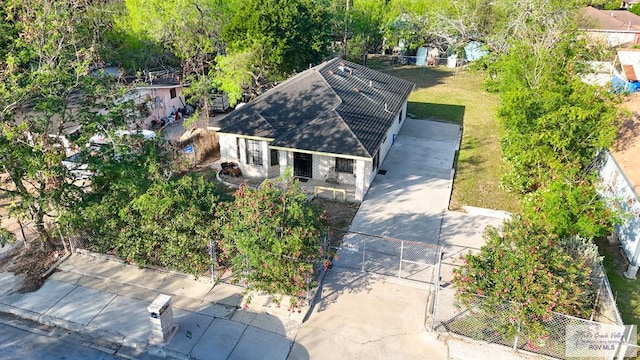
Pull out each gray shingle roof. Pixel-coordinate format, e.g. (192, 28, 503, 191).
(216, 58, 415, 158)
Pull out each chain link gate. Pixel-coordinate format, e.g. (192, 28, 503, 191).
(334, 230, 442, 285)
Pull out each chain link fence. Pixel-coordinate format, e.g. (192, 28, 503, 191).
(207, 233, 332, 307)
(433, 287, 629, 359)
(66, 233, 92, 253)
(334, 231, 441, 284)
(590, 263, 624, 326)
(431, 254, 633, 360)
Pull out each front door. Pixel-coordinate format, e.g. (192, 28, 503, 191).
(293, 152, 312, 178)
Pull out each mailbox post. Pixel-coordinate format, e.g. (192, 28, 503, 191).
(148, 294, 177, 344)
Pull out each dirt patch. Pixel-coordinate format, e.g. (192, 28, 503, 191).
(0, 244, 61, 293)
(313, 198, 360, 249)
(594, 235, 629, 274)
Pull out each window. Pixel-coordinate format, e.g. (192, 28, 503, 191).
(170, 88, 177, 99)
(335, 157, 354, 173)
(246, 139, 263, 166)
(270, 149, 279, 166)
(399, 108, 403, 123)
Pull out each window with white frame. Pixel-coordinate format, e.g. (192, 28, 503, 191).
(246, 139, 263, 166)
(270, 149, 279, 166)
(335, 157, 354, 173)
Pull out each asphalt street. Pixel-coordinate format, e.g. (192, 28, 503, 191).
(0, 323, 117, 360)
(0, 312, 159, 360)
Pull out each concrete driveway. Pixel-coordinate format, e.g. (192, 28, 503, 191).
(293, 119, 459, 359)
(347, 119, 460, 243)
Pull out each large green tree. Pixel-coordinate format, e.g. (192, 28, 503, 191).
(115, 0, 239, 124)
(219, 0, 331, 103)
(0, 0, 109, 247)
(454, 1, 620, 346)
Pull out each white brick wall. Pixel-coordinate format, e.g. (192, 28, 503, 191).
(311, 154, 356, 184)
(241, 139, 268, 178)
(355, 159, 373, 201)
(379, 101, 407, 166)
(218, 134, 238, 161)
(218, 134, 268, 178)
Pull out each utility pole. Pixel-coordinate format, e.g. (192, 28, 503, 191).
(343, 0, 349, 57)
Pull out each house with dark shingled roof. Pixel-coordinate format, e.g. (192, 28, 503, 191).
(213, 58, 415, 201)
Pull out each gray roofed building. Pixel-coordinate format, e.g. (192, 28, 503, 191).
(215, 57, 415, 201)
(216, 58, 414, 158)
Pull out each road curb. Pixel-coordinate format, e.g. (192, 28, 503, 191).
(1, 301, 188, 359)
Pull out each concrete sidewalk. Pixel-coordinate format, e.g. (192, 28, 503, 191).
(0, 251, 304, 359)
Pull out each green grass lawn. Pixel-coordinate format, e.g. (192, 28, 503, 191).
(596, 238, 640, 342)
(366, 55, 519, 212)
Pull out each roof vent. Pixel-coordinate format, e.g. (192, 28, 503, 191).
(354, 87, 361, 93)
(369, 80, 373, 87)
(338, 65, 354, 74)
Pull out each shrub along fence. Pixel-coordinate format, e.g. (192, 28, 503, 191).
(432, 261, 631, 360)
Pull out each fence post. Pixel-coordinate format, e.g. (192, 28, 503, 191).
(513, 320, 520, 351)
(323, 233, 328, 256)
(430, 248, 443, 331)
(305, 273, 312, 304)
(590, 276, 604, 322)
(398, 241, 404, 278)
(615, 325, 634, 360)
(57, 228, 68, 254)
(209, 239, 216, 285)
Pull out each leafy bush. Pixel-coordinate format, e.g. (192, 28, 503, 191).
(454, 218, 595, 342)
(521, 179, 617, 240)
(215, 175, 329, 309)
(66, 173, 229, 276)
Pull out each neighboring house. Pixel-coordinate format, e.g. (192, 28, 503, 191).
(123, 79, 186, 129)
(612, 49, 640, 92)
(579, 6, 640, 47)
(622, 1, 640, 10)
(599, 100, 640, 278)
(212, 58, 415, 202)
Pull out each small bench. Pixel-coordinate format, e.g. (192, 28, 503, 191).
(314, 186, 346, 201)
